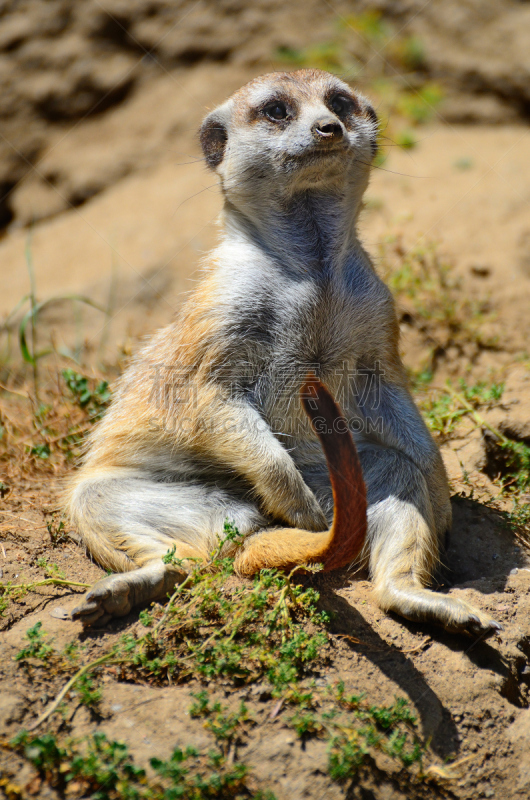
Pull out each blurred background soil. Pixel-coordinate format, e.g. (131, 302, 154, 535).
(1, 0, 530, 357)
(1, 2, 530, 799)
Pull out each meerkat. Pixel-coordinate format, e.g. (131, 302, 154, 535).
(69, 69, 501, 636)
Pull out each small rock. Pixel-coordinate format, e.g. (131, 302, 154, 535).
(49, 606, 70, 620)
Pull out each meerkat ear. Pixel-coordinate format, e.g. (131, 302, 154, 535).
(200, 112, 228, 170)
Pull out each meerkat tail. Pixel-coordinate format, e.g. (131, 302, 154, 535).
(233, 375, 367, 576)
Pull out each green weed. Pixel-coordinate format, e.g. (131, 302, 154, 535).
(62, 368, 111, 421)
(71, 672, 103, 709)
(503, 498, 530, 533)
(15, 621, 54, 663)
(46, 514, 68, 546)
(0, 575, 90, 617)
(11, 543, 428, 793)
(327, 688, 424, 779)
(36, 558, 66, 579)
(11, 730, 264, 800)
(118, 555, 328, 688)
(22, 369, 112, 464)
(419, 380, 503, 438)
(30, 442, 51, 459)
(190, 691, 251, 749)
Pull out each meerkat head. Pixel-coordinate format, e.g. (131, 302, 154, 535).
(199, 69, 378, 208)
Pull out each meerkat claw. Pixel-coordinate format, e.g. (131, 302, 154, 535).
(464, 614, 503, 639)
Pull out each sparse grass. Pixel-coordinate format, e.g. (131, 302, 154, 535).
(415, 376, 530, 544)
(0, 364, 112, 519)
(11, 729, 267, 800)
(10, 539, 426, 793)
(62, 368, 111, 421)
(0, 576, 90, 618)
(116, 545, 329, 689)
(71, 672, 103, 709)
(503, 498, 530, 537)
(419, 380, 530, 492)
(379, 238, 496, 376)
(420, 380, 504, 438)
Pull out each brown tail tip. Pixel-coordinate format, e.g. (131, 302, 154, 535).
(301, 374, 367, 571)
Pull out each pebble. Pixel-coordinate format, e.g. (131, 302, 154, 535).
(49, 606, 70, 619)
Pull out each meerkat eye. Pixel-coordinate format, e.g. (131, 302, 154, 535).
(329, 94, 355, 117)
(263, 101, 288, 121)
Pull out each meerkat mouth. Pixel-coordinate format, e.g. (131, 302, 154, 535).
(288, 145, 349, 165)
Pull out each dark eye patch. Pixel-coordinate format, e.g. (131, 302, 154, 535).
(326, 91, 361, 119)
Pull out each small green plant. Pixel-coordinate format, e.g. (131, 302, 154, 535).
(36, 558, 66, 579)
(274, 42, 347, 74)
(380, 239, 495, 375)
(15, 621, 54, 662)
(62, 368, 111, 420)
(498, 439, 530, 492)
(504, 498, 530, 532)
(118, 557, 328, 688)
(326, 688, 424, 780)
(454, 156, 473, 171)
(30, 442, 51, 459)
(419, 381, 503, 438)
(190, 691, 251, 749)
(10, 236, 108, 401)
(71, 672, 103, 709)
(12, 538, 429, 793)
(221, 518, 245, 546)
(396, 83, 444, 125)
(162, 544, 185, 567)
(46, 515, 67, 545)
(394, 129, 417, 150)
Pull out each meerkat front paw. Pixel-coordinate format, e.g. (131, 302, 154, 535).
(280, 486, 328, 532)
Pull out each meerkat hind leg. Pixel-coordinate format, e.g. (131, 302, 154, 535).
(364, 451, 502, 637)
(70, 476, 269, 625)
(370, 500, 502, 636)
(71, 545, 199, 626)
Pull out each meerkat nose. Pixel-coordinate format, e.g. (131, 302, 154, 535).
(312, 119, 344, 141)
